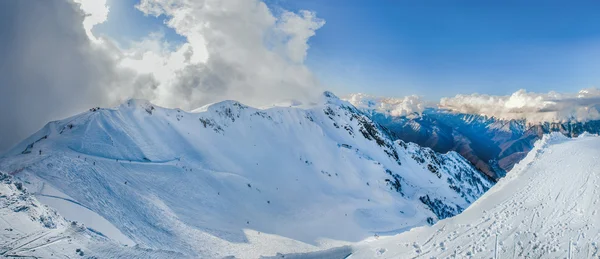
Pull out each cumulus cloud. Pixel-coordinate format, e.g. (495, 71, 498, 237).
(0, 0, 325, 152)
(439, 88, 600, 123)
(130, 0, 325, 109)
(73, 0, 109, 41)
(345, 88, 600, 124)
(344, 93, 428, 117)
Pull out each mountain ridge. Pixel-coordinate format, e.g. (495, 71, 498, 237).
(0, 92, 492, 258)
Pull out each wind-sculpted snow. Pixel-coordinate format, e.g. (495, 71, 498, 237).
(0, 92, 491, 258)
(344, 133, 600, 258)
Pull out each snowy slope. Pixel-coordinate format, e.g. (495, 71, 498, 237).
(0, 92, 491, 258)
(0, 172, 185, 258)
(346, 133, 600, 258)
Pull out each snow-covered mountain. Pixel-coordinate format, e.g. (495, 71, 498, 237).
(345, 133, 600, 258)
(0, 92, 491, 258)
(345, 93, 600, 180)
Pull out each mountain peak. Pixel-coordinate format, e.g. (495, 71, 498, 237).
(121, 98, 154, 109)
(323, 91, 339, 99)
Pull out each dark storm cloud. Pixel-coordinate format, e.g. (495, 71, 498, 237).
(0, 0, 165, 153)
(0, 0, 113, 152)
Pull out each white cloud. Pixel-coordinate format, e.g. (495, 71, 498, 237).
(121, 0, 326, 110)
(72, 0, 109, 42)
(345, 88, 600, 123)
(439, 88, 600, 123)
(344, 93, 428, 117)
(277, 10, 325, 63)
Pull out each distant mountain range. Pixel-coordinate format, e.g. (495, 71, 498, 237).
(346, 94, 600, 179)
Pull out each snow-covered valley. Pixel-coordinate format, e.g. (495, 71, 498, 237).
(0, 92, 491, 258)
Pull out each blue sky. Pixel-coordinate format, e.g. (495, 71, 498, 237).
(95, 0, 600, 100)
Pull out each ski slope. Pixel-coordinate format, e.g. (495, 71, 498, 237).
(347, 133, 600, 258)
(0, 172, 184, 258)
(0, 92, 491, 258)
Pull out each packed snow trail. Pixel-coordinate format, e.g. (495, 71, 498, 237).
(344, 133, 600, 258)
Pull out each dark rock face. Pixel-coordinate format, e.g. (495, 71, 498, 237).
(367, 108, 600, 180)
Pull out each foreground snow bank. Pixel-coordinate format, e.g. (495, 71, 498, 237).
(345, 133, 600, 258)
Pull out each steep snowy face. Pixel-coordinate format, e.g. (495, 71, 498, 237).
(0, 92, 491, 258)
(348, 133, 600, 258)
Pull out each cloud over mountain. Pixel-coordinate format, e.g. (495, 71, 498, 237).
(0, 0, 325, 152)
(344, 88, 600, 124)
(440, 88, 600, 123)
(344, 93, 428, 117)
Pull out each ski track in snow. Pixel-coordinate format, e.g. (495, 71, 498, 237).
(343, 133, 600, 258)
(0, 172, 185, 258)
